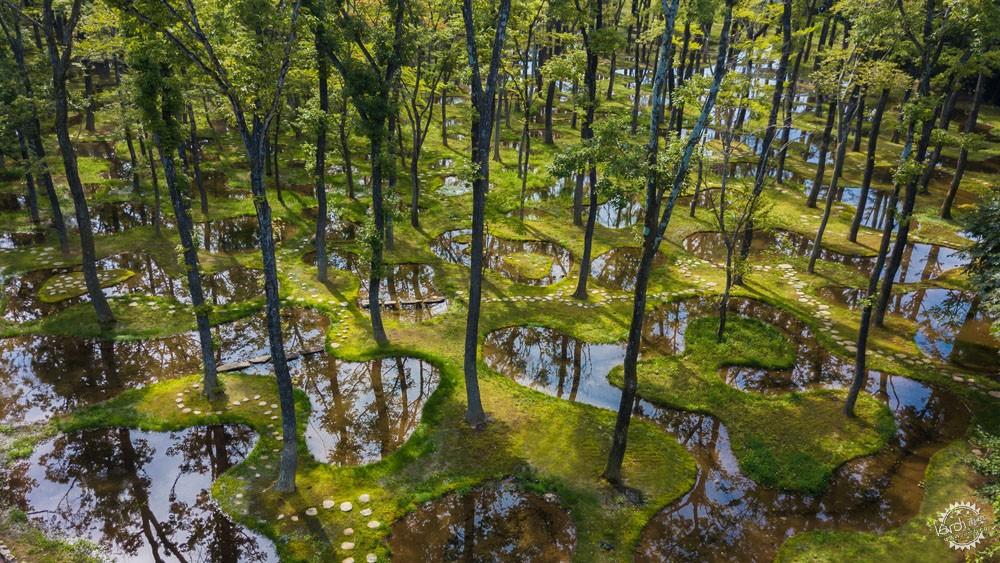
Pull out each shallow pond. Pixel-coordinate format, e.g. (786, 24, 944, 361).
(682, 229, 966, 283)
(0, 308, 328, 425)
(482, 297, 969, 561)
(191, 216, 288, 253)
(0, 425, 278, 562)
(431, 229, 573, 286)
(389, 478, 577, 562)
(294, 355, 440, 465)
(818, 286, 999, 374)
(590, 247, 669, 292)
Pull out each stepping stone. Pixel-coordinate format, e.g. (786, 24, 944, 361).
(343, 528, 354, 536)
(343, 559, 355, 563)
(988, 390, 1000, 399)
(358, 493, 371, 503)
(340, 502, 353, 512)
(305, 507, 318, 516)
(182, 408, 192, 414)
(367, 521, 380, 529)
(277, 514, 285, 520)
(360, 508, 372, 517)
(366, 555, 377, 563)
(341, 542, 355, 550)
(291, 515, 299, 522)
(254, 395, 262, 400)
(323, 500, 336, 509)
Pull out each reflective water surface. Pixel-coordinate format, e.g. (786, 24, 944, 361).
(0, 425, 278, 562)
(431, 229, 573, 286)
(389, 478, 577, 562)
(482, 297, 969, 562)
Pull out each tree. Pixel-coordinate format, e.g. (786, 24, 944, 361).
(0, 1, 70, 252)
(459, 0, 513, 427)
(41, 0, 116, 330)
(604, 0, 734, 485)
(315, 0, 407, 345)
(131, 42, 221, 401)
(117, 0, 304, 492)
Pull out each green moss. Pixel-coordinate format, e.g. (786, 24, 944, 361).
(686, 315, 798, 370)
(0, 510, 102, 563)
(38, 269, 135, 303)
(501, 251, 554, 280)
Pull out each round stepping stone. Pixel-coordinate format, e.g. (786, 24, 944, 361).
(182, 408, 192, 414)
(989, 390, 1000, 399)
(367, 520, 380, 529)
(305, 507, 318, 516)
(340, 502, 353, 512)
(358, 493, 371, 503)
(343, 559, 354, 563)
(341, 542, 355, 550)
(343, 528, 354, 536)
(366, 555, 377, 563)
(291, 515, 299, 522)
(323, 500, 336, 509)
(277, 514, 284, 520)
(360, 508, 372, 517)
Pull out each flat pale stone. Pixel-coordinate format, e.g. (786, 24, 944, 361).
(358, 493, 371, 503)
(343, 528, 354, 536)
(182, 408, 192, 414)
(343, 559, 355, 563)
(360, 508, 372, 517)
(291, 515, 299, 522)
(988, 390, 1000, 399)
(340, 502, 353, 512)
(277, 514, 285, 520)
(253, 395, 262, 400)
(323, 500, 336, 509)
(341, 542, 355, 550)
(305, 507, 318, 516)
(366, 555, 377, 563)
(367, 520, 380, 529)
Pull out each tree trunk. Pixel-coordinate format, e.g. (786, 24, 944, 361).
(42, 2, 115, 329)
(244, 124, 297, 492)
(83, 60, 96, 132)
(917, 88, 959, 194)
(142, 132, 163, 236)
(941, 72, 984, 219)
(460, 0, 511, 428)
(156, 138, 221, 400)
(573, 13, 600, 300)
(315, 27, 329, 281)
(605, 0, 732, 485)
(187, 104, 209, 214)
(806, 101, 836, 208)
(15, 129, 41, 223)
(849, 87, 889, 242)
(851, 87, 865, 152)
(339, 97, 356, 199)
(809, 90, 858, 273)
(368, 136, 389, 344)
(543, 80, 556, 144)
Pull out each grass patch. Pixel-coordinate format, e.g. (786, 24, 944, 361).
(501, 251, 554, 280)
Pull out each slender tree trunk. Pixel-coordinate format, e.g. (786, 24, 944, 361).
(809, 91, 859, 273)
(460, 0, 511, 428)
(575, 0, 604, 300)
(368, 136, 389, 344)
(187, 104, 208, 214)
(42, 1, 115, 329)
(806, 101, 836, 208)
(849, 87, 889, 242)
(735, 0, 791, 285)
(15, 129, 40, 223)
(142, 132, 163, 236)
(157, 138, 221, 400)
(83, 59, 96, 132)
(845, 181, 901, 415)
(852, 87, 865, 152)
(604, 0, 732, 485)
(918, 88, 959, 194)
(543, 80, 556, 144)
(315, 27, 329, 281)
(941, 72, 984, 219)
(339, 97, 355, 199)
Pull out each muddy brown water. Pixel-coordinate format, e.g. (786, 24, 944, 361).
(0, 425, 278, 562)
(818, 286, 999, 374)
(431, 229, 573, 287)
(682, 229, 966, 284)
(389, 478, 577, 562)
(481, 297, 970, 562)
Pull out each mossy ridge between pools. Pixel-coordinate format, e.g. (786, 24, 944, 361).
(57, 348, 697, 562)
(607, 314, 895, 493)
(37, 269, 135, 303)
(775, 440, 994, 562)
